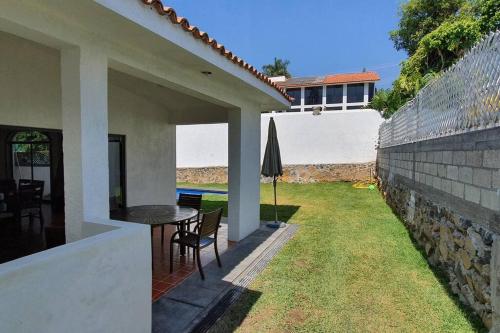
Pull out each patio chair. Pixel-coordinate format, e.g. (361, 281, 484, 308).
(18, 179, 44, 229)
(169, 207, 223, 280)
(161, 193, 202, 245)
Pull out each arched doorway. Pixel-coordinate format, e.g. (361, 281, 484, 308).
(8, 130, 52, 200)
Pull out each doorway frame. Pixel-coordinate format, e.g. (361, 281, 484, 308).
(1, 125, 62, 204)
(108, 134, 126, 210)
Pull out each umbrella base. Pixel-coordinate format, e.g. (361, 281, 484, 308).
(266, 221, 286, 229)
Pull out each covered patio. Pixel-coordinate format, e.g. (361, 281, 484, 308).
(0, 1, 290, 332)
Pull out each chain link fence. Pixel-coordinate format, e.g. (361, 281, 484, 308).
(379, 31, 500, 148)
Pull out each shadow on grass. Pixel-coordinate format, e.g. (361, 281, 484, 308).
(388, 206, 487, 332)
(202, 199, 300, 223)
(202, 289, 262, 333)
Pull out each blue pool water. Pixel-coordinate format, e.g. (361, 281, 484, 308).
(176, 187, 227, 199)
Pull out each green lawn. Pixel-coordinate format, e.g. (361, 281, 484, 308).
(179, 182, 485, 332)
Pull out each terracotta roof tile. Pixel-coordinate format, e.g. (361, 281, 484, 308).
(324, 72, 380, 85)
(277, 72, 380, 88)
(140, 1, 291, 102)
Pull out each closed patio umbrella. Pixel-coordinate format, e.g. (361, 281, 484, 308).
(261, 117, 283, 228)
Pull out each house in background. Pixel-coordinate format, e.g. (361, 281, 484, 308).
(177, 71, 383, 184)
(0, 1, 289, 332)
(272, 71, 380, 112)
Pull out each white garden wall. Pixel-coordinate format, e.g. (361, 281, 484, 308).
(176, 110, 383, 167)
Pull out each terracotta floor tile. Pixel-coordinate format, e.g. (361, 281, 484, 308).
(150, 222, 230, 303)
(153, 281, 172, 292)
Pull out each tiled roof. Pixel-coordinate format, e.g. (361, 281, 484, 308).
(277, 72, 380, 88)
(140, 0, 291, 102)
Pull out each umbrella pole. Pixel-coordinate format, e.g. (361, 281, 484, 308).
(273, 175, 278, 224)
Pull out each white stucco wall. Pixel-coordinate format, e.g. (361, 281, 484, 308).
(0, 219, 151, 333)
(108, 83, 176, 206)
(0, 31, 61, 129)
(0, 31, 177, 207)
(177, 110, 384, 167)
(177, 123, 229, 167)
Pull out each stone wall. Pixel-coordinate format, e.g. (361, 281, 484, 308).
(377, 127, 500, 330)
(177, 162, 375, 184)
(177, 167, 228, 184)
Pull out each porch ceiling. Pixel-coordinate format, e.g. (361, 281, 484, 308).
(0, 1, 290, 112)
(109, 69, 228, 125)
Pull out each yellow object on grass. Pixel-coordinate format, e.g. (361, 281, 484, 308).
(353, 182, 376, 190)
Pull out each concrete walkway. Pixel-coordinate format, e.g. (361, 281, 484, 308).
(152, 222, 299, 333)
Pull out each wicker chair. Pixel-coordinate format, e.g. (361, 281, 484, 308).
(161, 193, 202, 245)
(169, 208, 223, 280)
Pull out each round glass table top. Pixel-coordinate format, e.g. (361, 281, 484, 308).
(111, 205, 198, 226)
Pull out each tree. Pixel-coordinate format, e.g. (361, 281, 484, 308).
(381, 0, 495, 118)
(474, 0, 500, 33)
(368, 88, 406, 119)
(390, 0, 466, 55)
(262, 58, 291, 78)
(394, 15, 481, 100)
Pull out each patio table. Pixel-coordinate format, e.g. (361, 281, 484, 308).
(111, 205, 198, 260)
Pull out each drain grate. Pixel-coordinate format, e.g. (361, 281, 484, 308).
(191, 225, 298, 333)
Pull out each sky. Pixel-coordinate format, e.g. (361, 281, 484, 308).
(165, 0, 408, 89)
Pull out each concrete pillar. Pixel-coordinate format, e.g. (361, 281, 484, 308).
(321, 85, 327, 108)
(227, 106, 261, 241)
(342, 84, 347, 110)
(300, 87, 305, 112)
(363, 82, 369, 105)
(61, 47, 109, 242)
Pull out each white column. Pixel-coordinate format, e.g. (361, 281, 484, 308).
(228, 106, 261, 241)
(300, 87, 305, 112)
(61, 47, 109, 242)
(363, 82, 369, 105)
(342, 84, 347, 110)
(322, 85, 327, 108)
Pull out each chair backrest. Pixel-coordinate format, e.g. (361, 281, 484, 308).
(178, 193, 202, 210)
(19, 179, 35, 188)
(198, 208, 223, 238)
(19, 180, 44, 208)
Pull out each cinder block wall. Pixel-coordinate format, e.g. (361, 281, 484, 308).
(377, 127, 500, 330)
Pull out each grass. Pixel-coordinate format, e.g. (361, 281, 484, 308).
(179, 182, 485, 332)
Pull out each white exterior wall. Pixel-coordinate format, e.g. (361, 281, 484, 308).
(177, 123, 229, 167)
(0, 31, 177, 208)
(261, 110, 382, 164)
(0, 31, 61, 129)
(0, 220, 151, 333)
(177, 110, 383, 168)
(108, 84, 176, 206)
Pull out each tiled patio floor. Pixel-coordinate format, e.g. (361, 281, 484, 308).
(152, 222, 299, 333)
(0, 204, 63, 264)
(151, 219, 232, 301)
